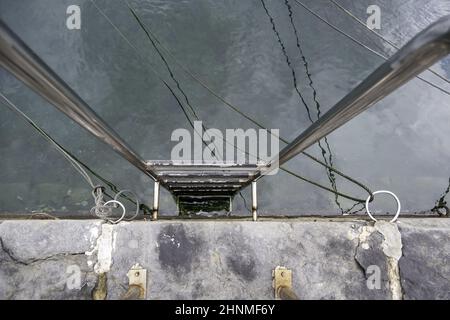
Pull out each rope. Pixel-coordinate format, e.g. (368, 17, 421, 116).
(90, 186, 112, 219)
(341, 202, 365, 216)
(328, 0, 450, 85)
(59, 148, 152, 214)
(0, 92, 142, 221)
(281, 167, 367, 202)
(292, 0, 450, 97)
(0, 93, 95, 188)
(90, 186, 127, 224)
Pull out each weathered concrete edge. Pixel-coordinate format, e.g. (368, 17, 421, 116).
(0, 218, 448, 300)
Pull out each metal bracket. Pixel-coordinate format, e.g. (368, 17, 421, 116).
(272, 266, 297, 300)
(125, 263, 147, 299)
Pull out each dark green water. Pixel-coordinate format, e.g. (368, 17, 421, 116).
(0, 0, 449, 216)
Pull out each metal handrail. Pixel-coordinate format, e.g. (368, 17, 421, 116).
(0, 20, 158, 181)
(273, 15, 450, 170)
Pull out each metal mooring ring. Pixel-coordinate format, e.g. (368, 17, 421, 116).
(103, 200, 126, 224)
(365, 190, 401, 223)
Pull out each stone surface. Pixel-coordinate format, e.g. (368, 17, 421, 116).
(0, 220, 101, 299)
(398, 219, 450, 300)
(0, 218, 449, 300)
(0, 220, 101, 261)
(106, 220, 378, 299)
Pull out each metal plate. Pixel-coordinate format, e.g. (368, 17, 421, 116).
(272, 266, 293, 300)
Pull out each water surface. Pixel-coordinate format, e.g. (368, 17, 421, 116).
(0, 0, 449, 216)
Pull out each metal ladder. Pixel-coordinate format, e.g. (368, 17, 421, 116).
(1, 16, 450, 219)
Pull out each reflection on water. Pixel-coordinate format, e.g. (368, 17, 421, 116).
(128, 4, 224, 160)
(0, 0, 449, 216)
(261, 0, 347, 213)
(433, 177, 450, 215)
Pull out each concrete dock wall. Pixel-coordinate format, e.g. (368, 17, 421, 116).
(0, 218, 449, 299)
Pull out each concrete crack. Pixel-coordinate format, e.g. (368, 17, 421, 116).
(0, 237, 26, 265)
(352, 224, 375, 278)
(353, 236, 367, 277)
(0, 237, 85, 265)
(374, 221, 404, 300)
(92, 221, 106, 243)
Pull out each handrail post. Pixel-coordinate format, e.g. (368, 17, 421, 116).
(251, 181, 257, 221)
(152, 181, 160, 220)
